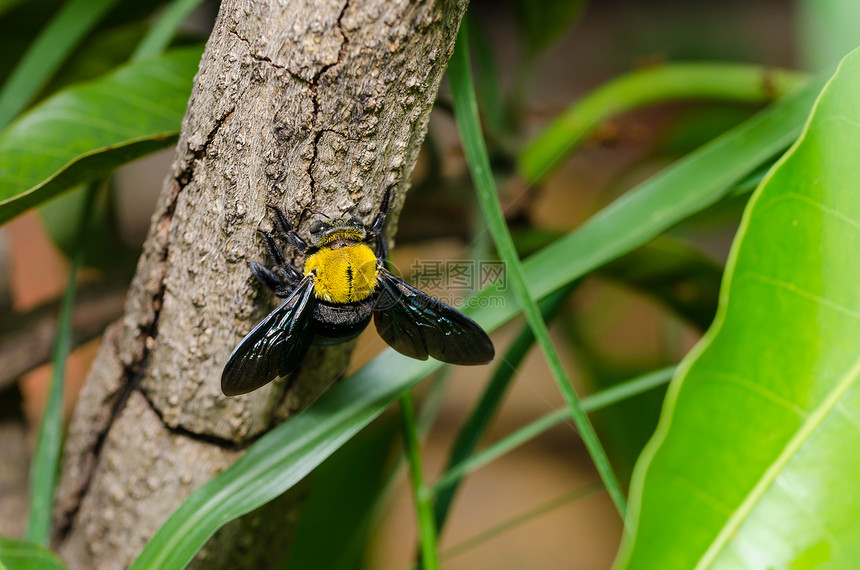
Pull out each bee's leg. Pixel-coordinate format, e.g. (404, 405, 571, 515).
(266, 204, 309, 254)
(267, 204, 291, 237)
(259, 228, 302, 285)
(287, 231, 309, 254)
(368, 185, 392, 262)
(283, 263, 303, 283)
(249, 261, 294, 298)
(368, 185, 392, 233)
(259, 228, 288, 267)
(374, 231, 388, 264)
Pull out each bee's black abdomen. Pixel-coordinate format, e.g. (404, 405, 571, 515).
(310, 299, 374, 345)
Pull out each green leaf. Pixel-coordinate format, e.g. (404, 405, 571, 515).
(0, 1, 63, 86)
(39, 181, 139, 271)
(433, 366, 677, 494)
(283, 416, 399, 570)
(44, 23, 148, 94)
(618, 47, 860, 568)
(27, 183, 97, 546)
(600, 237, 724, 331)
(468, 17, 505, 140)
(797, 0, 860, 70)
(0, 0, 123, 128)
(400, 391, 439, 570)
(519, 63, 808, 185)
(0, 0, 28, 18)
(131, 0, 207, 61)
(131, 55, 824, 570)
(510, 0, 585, 55)
(0, 45, 202, 227)
(0, 536, 67, 570)
(450, 17, 627, 519)
(432, 287, 572, 535)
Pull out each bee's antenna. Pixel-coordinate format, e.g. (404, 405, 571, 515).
(309, 209, 331, 219)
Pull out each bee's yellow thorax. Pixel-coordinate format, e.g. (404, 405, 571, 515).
(304, 243, 378, 303)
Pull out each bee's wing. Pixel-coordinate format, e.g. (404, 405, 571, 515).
(373, 269, 494, 365)
(221, 275, 316, 396)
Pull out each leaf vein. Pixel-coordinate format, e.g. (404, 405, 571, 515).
(696, 356, 860, 567)
(781, 192, 860, 232)
(744, 272, 860, 321)
(710, 371, 808, 418)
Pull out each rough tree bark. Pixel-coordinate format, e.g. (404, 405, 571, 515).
(51, 0, 468, 567)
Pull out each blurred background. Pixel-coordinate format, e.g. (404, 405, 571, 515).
(0, 0, 837, 567)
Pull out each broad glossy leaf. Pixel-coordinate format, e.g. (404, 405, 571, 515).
(0, 536, 66, 570)
(0, 45, 202, 226)
(618, 48, 860, 568)
(131, 54, 824, 570)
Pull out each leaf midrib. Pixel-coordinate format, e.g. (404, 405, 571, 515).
(696, 355, 860, 567)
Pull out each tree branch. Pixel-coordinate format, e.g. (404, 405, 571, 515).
(0, 279, 126, 390)
(53, 0, 468, 567)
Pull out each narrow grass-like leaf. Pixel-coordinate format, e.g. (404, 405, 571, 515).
(283, 416, 400, 570)
(618, 47, 860, 569)
(511, 0, 585, 56)
(0, 0, 26, 18)
(30, 22, 148, 95)
(581, 366, 677, 411)
(526, 75, 824, 294)
(435, 409, 570, 495)
(0, 536, 67, 570)
(131, 0, 206, 61)
(449, 22, 627, 518)
(26, 182, 96, 545)
(519, 63, 808, 184)
(433, 286, 572, 533)
(400, 392, 439, 570)
(441, 483, 604, 562)
(0, 46, 202, 226)
(0, 0, 121, 128)
(434, 366, 677, 494)
(468, 17, 505, 139)
(132, 49, 822, 570)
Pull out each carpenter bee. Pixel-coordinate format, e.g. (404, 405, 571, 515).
(221, 188, 495, 396)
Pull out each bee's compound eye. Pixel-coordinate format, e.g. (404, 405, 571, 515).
(309, 220, 324, 234)
(350, 217, 362, 226)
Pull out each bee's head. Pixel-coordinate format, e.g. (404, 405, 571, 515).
(308, 215, 367, 248)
